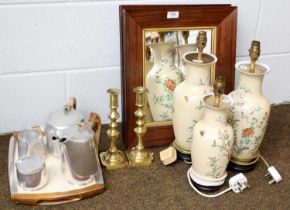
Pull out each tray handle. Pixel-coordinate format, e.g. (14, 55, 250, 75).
(37, 196, 82, 205)
(11, 183, 105, 205)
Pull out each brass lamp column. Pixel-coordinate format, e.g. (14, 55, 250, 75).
(100, 88, 128, 169)
(126, 87, 153, 167)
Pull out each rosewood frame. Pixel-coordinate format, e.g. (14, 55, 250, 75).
(120, 5, 237, 148)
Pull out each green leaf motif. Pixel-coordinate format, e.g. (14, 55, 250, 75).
(159, 112, 170, 121)
(206, 157, 221, 178)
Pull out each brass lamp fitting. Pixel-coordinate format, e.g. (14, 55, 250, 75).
(158, 32, 165, 43)
(145, 45, 151, 61)
(249, 40, 261, 73)
(213, 76, 225, 108)
(100, 88, 128, 169)
(182, 31, 190, 45)
(196, 31, 207, 60)
(126, 86, 153, 167)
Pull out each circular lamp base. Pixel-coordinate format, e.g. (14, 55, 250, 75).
(227, 161, 257, 173)
(188, 168, 226, 193)
(172, 141, 191, 164)
(189, 176, 222, 193)
(176, 151, 191, 164)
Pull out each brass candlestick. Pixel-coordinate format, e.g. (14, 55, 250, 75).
(196, 31, 207, 60)
(213, 76, 225, 107)
(249, 40, 261, 73)
(100, 88, 128, 169)
(126, 87, 153, 167)
(182, 31, 190, 45)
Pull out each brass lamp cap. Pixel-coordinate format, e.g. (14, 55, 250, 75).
(213, 76, 225, 107)
(196, 31, 207, 52)
(249, 40, 261, 61)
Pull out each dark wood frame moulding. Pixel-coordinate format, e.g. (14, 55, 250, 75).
(120, 4, 237, 149)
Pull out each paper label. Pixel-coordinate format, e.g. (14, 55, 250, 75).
(167, 11, 179, 19)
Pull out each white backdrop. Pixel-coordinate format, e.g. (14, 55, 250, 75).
(0, 0, 289, 133)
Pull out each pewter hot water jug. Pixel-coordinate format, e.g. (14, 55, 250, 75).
(59, 113, 101, 185)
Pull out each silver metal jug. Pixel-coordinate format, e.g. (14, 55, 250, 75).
(59, 113, 101, 185)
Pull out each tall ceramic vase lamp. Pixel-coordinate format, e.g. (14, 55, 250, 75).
(176, 31, 197, 74)
(228, 41, 271, 172)
(146, 32, 183, 122)
(189, 77, 234, 192)
(172, 31, 217, 162)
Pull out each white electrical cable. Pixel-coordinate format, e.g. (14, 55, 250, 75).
(259, 154, 270, 168)
(187, 168, 232, 198)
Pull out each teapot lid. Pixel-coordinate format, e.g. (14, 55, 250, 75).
(47, 105, 83, 129)
(65, 123, 93, 141)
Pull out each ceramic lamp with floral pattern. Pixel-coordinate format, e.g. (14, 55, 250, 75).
(172, 51, 217, 161)
(228, 60, 270, 172)
(146, 42, 183, 122)
(189, 93, 234, 192)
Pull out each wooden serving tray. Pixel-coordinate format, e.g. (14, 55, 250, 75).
(8, 134, 105, 205)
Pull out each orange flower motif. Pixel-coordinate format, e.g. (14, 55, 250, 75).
(166, 79, 176, 90)
(242, 128, 253, 137)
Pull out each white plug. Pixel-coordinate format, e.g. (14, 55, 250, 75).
(229, 173, 249, 193)
(160, 146, 177, 165)
(265, 166, 282, 184)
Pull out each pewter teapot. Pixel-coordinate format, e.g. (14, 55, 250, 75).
(59, 113, 101, 185)
(45, 97, 84, 157)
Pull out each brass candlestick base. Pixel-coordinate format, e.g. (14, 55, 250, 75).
(100, 88, 128, 170)
(126, 86, 153, 167)
(126, 149, 153, 167)
(100, 151, 128, 170)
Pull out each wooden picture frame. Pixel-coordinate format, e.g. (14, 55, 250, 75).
(120, 4, 237, 149)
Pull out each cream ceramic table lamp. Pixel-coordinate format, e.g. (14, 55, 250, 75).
(172, 31, 217, 162)
(189, 77, 234, 192)
(228, 41, 271, 172)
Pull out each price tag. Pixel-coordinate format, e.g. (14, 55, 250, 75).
(167, 11, 179, 19)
